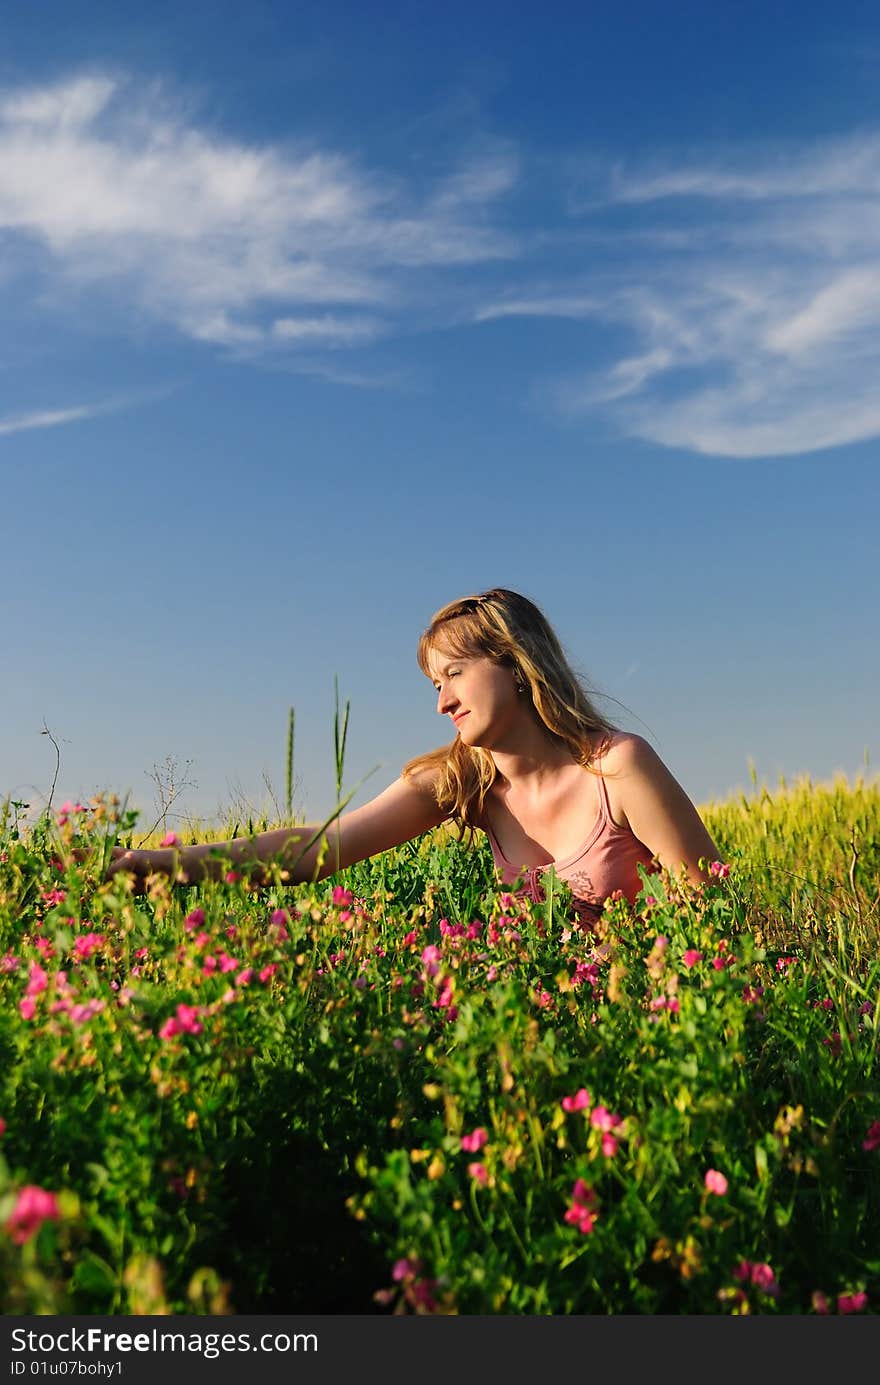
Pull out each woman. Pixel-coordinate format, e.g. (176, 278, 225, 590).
(108, 588, 722, 925)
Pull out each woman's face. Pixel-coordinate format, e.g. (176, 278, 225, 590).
(426, 642, 523, 749)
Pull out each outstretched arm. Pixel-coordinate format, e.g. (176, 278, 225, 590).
(107, 771, 447, 887)
(609, 735, 722, 887)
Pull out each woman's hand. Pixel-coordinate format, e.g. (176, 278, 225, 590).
(106, 844, 166, 890)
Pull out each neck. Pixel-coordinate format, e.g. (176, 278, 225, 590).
(487, 723, 577, 793)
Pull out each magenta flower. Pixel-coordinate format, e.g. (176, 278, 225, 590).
(420, 945, 441, 978)
(332, 886, 353, 907)
(590, 1106, 621, 1133)
(682, 949, 703, 968)
(5, 1185, 61, 1244)
(468, 1162, 489, 1185)
(26, 963, 48, 996)
(217, 952, 239, 974)
(564, 1179, 599, 1234)
(0, 1118, 5, 1137)
(749, 1262, 779, 1297)
(69, 1000, 106, 1026)
(160, 1003, 204, 1039)
(837, 1291, 868, 1314)
(601, 1133, 618, 1157)
(160, 832, 178, 847)
(862, 1120, 880, 1152)
(561, 1087, 591, 1113)
(184, 908, 206, 932)
(19, 997, 36, 1021)
(811, 1290, 831, 1315)
(460, 1127, 489, 1153)
(235, 968, 254, 987)
(72, 932, 104, 961)
(259, 963, 278, 983)
(704, 1169, 728, 1196)
(709, 860, 730, 878)
(392, 1257, 422, 1282)
(176, 1004, 203, 1034)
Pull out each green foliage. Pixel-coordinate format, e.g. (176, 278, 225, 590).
(0, 776, 877, 1314)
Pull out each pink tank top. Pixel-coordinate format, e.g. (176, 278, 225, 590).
(482, 773, 657, 929)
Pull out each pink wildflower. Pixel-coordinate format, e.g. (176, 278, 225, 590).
(175, 1004, 203, 1034)
(709, 860, 730, 878)
(601, 1133, 619, 1157)
(259, 963, 278, 983)
(217, 952, 238, 974)
(468, 1162, 489, 1185)
(837, 1291, 868, 1314)
(749, 1262, 779, 1297)
(72, 932, 104, 961)
(402, 930, 418, 946)
(184, 908, 205, 932)
(861, 1120, 880, 1152)
(392, 1257, 421, 1283)
(1, 953, 18, 973)
(590, 1106, 622, 1133)
(69, 1000, 106, 1026)
(0, 1118, 5, 1137)
(811, 1290, 831, 1315)
(682, 949, 703, 968)
(5, 1185, 61, 1244)
(564, 1179, 599, 1234)
(460, 1127, 489, 1153)
(19, 997, 36, 1021)
(332, 886, 353, 907)
(26, 964, 49, 996)
(160, 1003, 204, 1039)
(235, 968, 254, 987)
(704, 1169, 728, 1196)
(561, 1087, 591, 1113)
(160, 832, 178, 847)
(420, 945, 441, 977)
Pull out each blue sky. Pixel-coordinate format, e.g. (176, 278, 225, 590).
(3, 0, 877, 829)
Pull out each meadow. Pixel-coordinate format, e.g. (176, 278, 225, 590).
(0, 766, 878, 1315)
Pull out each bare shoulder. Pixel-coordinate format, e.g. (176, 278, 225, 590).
(596, 730, 656, 774)
(597, 731, 721, 884)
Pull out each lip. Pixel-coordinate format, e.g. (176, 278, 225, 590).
(452, 712, 469, 725)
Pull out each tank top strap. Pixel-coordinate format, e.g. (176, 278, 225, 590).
(594, 769, 613, 824)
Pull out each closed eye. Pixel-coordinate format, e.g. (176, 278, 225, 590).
(433, 670, 460, 690)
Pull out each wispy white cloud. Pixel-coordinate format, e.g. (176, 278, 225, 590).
(494, 132, 880, 456)
(475, 293, 598, 322)
(0, 402, 108, 437)
(0, 73, 517, 358)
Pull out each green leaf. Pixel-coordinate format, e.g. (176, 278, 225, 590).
(72, 1252, 117, 1297)
(754, 1142, 769, 1182)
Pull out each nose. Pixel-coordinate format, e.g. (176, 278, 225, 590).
(437, 682, 458, 716)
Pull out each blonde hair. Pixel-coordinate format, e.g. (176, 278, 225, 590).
(402, 588, 618, 835)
